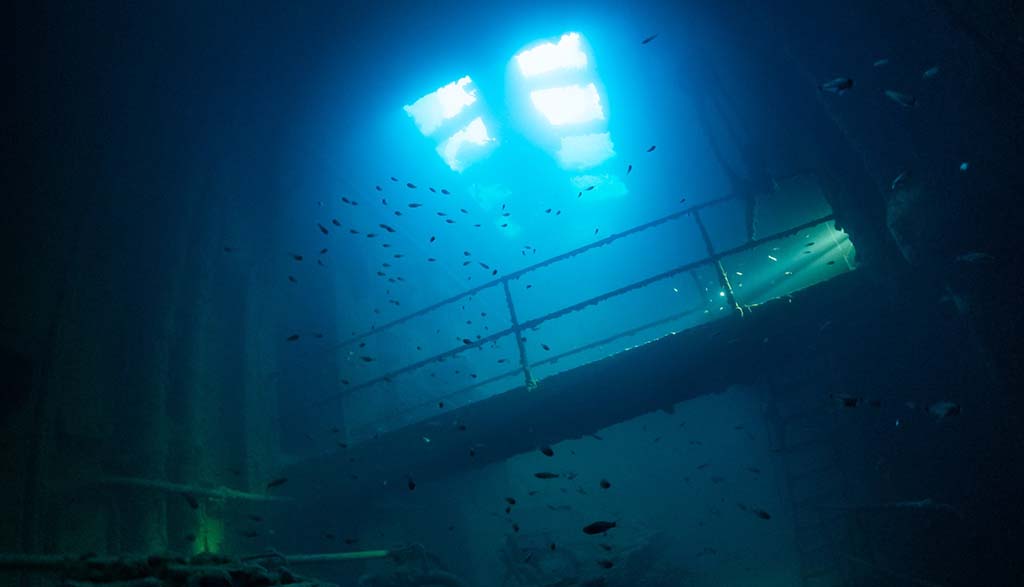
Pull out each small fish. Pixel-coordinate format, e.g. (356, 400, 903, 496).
(542, 343, 551, 351)
(884, 90, 917, 107)
(832, 393, 861, 408)
(441, 189, 451, 195)
(379, 224, 396, 233)
(540, 446, 554, 457)
(183, 493, 199, 509)
(349, 228, 359, 234)
(549, 543, 557, 551)
(512, 522, 520, 533)
(598, 543, 613, 551)
(928, 401, 961, 419)
(646, 145, 656, 152)
(408, 478, 416, 491)
(505, 497, 517, 505)
(627, 164, 633, 174)
(390, 176, 398, 181)
(375, 185, 382, 191)
(429, 235, 436, 243)
(223, 246, 235, 253)
(585, 185, 595, 191)
(641, 33, 658, 44)
(597, 560, 614, 569)
(873, 58, 890, 67)
(594, 228, 599, 235)
(534, 472, 559, 479)
(407, 182, 417, 189)
(266, 477, 288, 489)
(429, 187, 436, 193)
(318, 223, 329, 235)
(583, 521, 617, 535)
(360, 356, 375, 362)
(320, 248, 328, 254)
(448, 219, 456, 224)
(890, 170, 908, 191)
(288, 275, 297, 283)
(922, 65, 940, 79)
(738, 503, 771, 519)
(341, 197, 351, 204)
(599, 479, 611, 489)
(286, 334, 299, 342)
(332, 219, 341, 226)
(819, 77, 854, 95)
(409, 203, 422, 208)
(290, 253, 303, 261)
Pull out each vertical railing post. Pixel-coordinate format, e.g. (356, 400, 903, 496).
(692, 210, 744, 317)
(502, 279, 536, 390)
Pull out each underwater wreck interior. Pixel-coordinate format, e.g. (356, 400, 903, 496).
(7, 1, 1024, 586)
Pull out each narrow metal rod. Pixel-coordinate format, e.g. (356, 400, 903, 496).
(692, 210, 743, 316)
(503, 279, 535, 390)
(96, 476, 292, 502)
(286, 550, 391, 563)
(361, 305, 706, 433)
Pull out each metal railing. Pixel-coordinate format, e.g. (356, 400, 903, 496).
(283, 176, 842, 433)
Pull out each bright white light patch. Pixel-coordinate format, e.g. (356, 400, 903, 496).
(437, 117, 494, 172)
(530, 84, 604, 126)
(404, 76, 478, 136)
(556, 132, 615, 169)
(516, 32, 588, 77)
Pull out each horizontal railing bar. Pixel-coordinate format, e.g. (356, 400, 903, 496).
(508, 213, 835, 336)
(526, 306, 706, 370)
(307, 195, 737, 357)
(284, 213, 835, 421)
(357, 306, 707, 435)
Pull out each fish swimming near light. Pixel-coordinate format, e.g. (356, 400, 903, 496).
(873, 58, 890, 67)
(884, 90, 917, 107)
(922, 65, 940, 79)
(819, 77, 854, 95)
